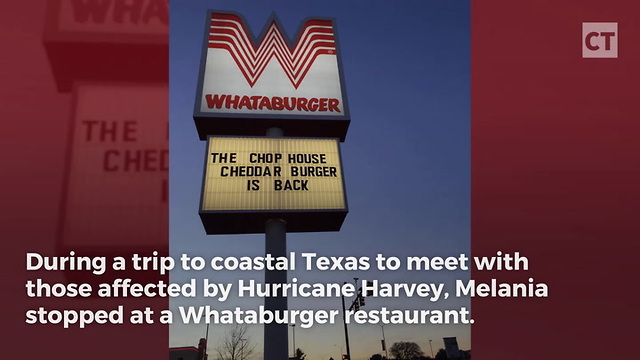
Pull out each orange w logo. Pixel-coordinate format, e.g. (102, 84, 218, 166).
(208, 13, 337, 89)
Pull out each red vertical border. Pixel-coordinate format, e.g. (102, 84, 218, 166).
(472, 0, 640, 358)
(0, 2, 168, 358)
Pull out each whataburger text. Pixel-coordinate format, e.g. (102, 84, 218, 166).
(205, 94, 342, 112)
(179, 305, 472, 329)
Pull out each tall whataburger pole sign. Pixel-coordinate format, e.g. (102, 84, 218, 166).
(192, 10, 350, 360)
(194, 10, 350, 234)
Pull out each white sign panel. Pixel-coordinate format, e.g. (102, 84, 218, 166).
(61, 82, 168, 249)
(201, 137, 346, 212)
(193, 11, 350, 141)
(200, 12, 344, 116)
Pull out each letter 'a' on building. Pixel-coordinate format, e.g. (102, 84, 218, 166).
(199, 137, 348, 234)
(192, 10, 351, 141)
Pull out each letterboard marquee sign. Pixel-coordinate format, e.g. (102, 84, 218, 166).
(61, 83, 168, 250)
(193, 11, 350, 141)
(199, 136, 348, 234)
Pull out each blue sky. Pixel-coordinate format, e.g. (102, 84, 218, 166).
(169, 1, 470, 359)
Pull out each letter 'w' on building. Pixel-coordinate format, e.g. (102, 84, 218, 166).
(193, 10, 351, 141)
(209, 13, 336, 89)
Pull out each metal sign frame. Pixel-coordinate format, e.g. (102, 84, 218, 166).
(198, 135, 349, 234)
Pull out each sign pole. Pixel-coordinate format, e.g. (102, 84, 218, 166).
(264, 127, 288, 360)
(264, 218, 287, 360)
(341, 288, 352, 360)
